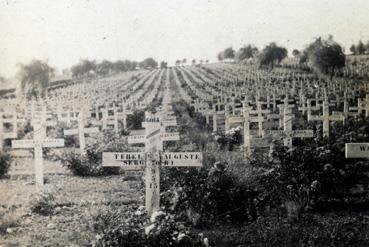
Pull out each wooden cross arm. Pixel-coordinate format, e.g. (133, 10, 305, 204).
(12, 138, 64, 148)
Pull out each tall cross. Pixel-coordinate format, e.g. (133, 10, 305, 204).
(103, 111, 202, 216)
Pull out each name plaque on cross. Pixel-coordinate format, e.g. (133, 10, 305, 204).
(103, 151, 203, 167)
(263, 129, 314, 138)
(345, 143, 369, 158)
(128, 132, 180, 144)
(12, 139, 65, 148)
(103, 152, 146, 167)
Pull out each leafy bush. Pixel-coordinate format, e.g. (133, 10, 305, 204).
(0, 152, 11, 178)
(214, 126, 242, 151)
(161, 101, 275, 225)
(268, 118, 369, 211)
(164, 101, 369, 228)
(127, 109, 145, 129)
(206, 213, 369, 247)
(58, 129, 138, 176)
(30, 192, 56, 216)
(59, 151, 111, 177)
(94, 206, 207, 247)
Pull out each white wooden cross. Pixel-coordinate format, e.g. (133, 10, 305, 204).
(309, 100, 344, 137)
(31, 104, 57, 139)
(277, 96, 295, 128)
(243, 106, 251, 158)
(263, 106, 314, 149)
(12, 123, 64, 187)
(212, 110, 219, 132)
(63, 110, 99, 155)
(250, 101, 270, 137)
(103, 111, 202, 216)
(359, 94, 369, 117)
(306, 99, 320, 122)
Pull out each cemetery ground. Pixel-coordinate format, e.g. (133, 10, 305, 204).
(0, 171, 142, 246)
(3, 63, 369, 246)
(2, 99, 369, 246)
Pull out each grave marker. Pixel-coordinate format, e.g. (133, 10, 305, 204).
(63, 110, 99, 155)
(103, 110, 202, 216)
(12, 123, 64, 187)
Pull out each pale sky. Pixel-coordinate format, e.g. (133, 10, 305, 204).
(1, 0, 369, 79)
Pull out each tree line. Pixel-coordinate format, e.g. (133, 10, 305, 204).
(217, 35, 346, 79)
(349, 40, 369, 55)
(71, 57, 159, 78)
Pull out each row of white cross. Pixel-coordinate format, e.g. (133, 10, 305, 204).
(2, 65, 369, 216)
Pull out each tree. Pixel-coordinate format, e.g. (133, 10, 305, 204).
(235, 45, 258, 61)
(350, 44, 357, 55)
(175, 60, 181, 66)
(223, 47, 235, 60)
(112, 59, 138, 72)
(17, 60, 54, 100)
(205, 59, 209, 63)
(302, 36, 345, 79)
(71, 59, 96, 78)
(126, 60, 138, 70)
(257, 42, 288, 69)
(139, 57, 158, 69)
(292, 49, 301, 58)
(182, 58, 187, 65)
(217, 52, 224, 61)
(192, 59, 196, 65)
(0, 76, 6, 84)
(160, 61, 167, 69)
(96, 60, 113, 76)
(356, 40, 366, 55)
(113, 60, 127, 72)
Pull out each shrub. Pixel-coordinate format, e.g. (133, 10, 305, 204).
(209, 213, 369, 247)
(0, 152, 11, 178)
(162, 101, 276, 225)
(94, 205, 207, 247)
(30, 192, 56, 216)
(160, 161, 276, 226)
(270, 134, 369, 211)
(60, 151, 108, 177)
(127, 109, 145, 129)
(59, 146, 120, 177)
(58, 129, 138, 176)
(214, 126, 242, 151)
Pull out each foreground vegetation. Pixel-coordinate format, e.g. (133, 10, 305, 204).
(1, 100, 369, 246)
(90, 101, 369, 246)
